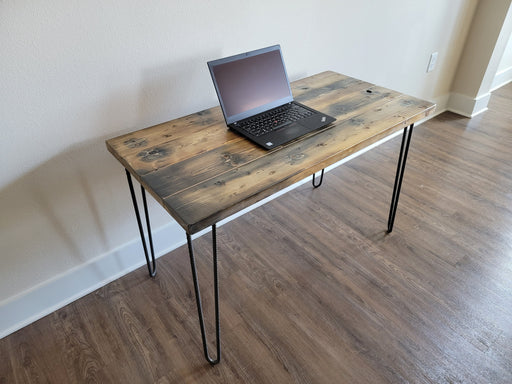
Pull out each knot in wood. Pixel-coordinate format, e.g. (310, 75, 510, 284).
(349, 117, 365, 126)
(222, 152, 243, 165)
(400, 99, 414, 106)
(124, 138, 147, 148)
(137, 148, 167, 162)
(288, 152, 305, 164)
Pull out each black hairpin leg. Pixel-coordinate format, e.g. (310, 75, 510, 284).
(387, 124, 414, 233)
(126, 169, 157, 277)
(187, 224, 221, 365)
(312, 168, 325, 188)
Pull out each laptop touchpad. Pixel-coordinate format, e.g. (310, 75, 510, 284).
(281, 123, 308, 137)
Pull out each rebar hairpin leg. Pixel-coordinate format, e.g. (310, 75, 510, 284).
(387, 124, 414, 233)
(187, 224, 221, 365)
(312, 168, 325, 188)
(126, 169, 157, 277)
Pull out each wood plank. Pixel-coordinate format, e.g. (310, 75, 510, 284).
(141, 81, 400, 201)
(106, 71, 434, 232)
(105, 72, 367, 177)
(166, 95, 434, 233)
(106, 107, 241, 177)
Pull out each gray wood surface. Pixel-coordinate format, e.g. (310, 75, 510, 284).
(106, 71, 435, 233)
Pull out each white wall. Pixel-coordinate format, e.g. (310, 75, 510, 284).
(498, 30, 512, 71)
(450, 0, 512, 115)
(492, 27, 512, 89)
(0, 0, 478, 337)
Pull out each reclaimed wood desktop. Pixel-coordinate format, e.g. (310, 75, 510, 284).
(106, 71, 435, 364)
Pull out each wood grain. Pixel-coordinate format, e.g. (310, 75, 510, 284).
(1, 82, 511, 384)
(106, 71, 435, 233)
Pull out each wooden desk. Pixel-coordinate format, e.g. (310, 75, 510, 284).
(106, 71, 435, 364)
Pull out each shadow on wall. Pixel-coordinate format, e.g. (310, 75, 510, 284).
(0, 137, 139, 302)
(0, 50, 222, 304)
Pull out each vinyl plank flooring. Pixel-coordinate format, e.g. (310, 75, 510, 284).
(1, 83, 511, 383)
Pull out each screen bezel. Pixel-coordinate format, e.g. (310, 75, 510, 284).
(207, 44, 294, 125)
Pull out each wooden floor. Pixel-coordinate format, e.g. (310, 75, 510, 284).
(1, 84, 511, 383)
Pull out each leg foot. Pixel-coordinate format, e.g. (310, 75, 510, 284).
(312, 168, 325, 188)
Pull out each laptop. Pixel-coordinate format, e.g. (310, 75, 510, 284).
(207, 45, 336, 149)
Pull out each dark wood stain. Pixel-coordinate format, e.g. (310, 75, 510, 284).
(123, 137, 147, 148)
(107, 71, 435, 234)
(166, 97, 433, 234)
(137, 147, 169, 162)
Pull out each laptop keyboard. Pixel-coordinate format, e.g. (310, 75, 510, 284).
(236, 104, 314, 137)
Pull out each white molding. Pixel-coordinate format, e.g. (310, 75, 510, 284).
(0, 222, 186, 339)
(491, 65, 512, 91)
(428, 93, 450, 117)
(0, 113, 439, 340)
(448, 92, 490, 117)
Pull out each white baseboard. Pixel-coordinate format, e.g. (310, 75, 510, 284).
(0, 110, 441, 340)
(448, 92, 490, 118)
(0, 222, 186, 339)
(491, 65, 512, 91)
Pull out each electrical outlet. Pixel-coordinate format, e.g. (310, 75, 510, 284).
(427, 52, 438, 73)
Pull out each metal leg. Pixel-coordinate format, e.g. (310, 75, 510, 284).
(387, 124, 414, 233)
(187, 224, 221, 365)
(126, 169, 157, 277)
(312, 168, 325, 188)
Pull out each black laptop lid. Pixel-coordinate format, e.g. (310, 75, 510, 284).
(208, 45, 294, 125)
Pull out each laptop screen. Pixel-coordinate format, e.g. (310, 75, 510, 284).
(208, 45, 294, 124)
